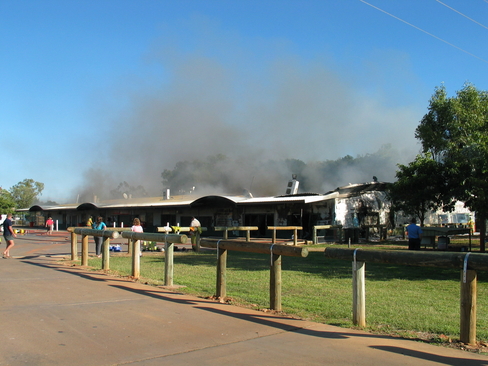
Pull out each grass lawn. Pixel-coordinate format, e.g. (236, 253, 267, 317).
(81, 237, 488, 350)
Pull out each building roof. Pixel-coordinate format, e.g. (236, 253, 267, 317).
(21, 182, 388, 212)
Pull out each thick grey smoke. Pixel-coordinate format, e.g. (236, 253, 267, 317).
(74, 20, 421, 201)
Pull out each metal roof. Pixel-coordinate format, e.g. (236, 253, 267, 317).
(23, 182, 388, 212)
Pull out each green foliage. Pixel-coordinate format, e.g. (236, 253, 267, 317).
(415, 83, 488, 217)
(9, 179, 44, 209)
(388, 154, 446, 225)
(0, 188, 16, 213)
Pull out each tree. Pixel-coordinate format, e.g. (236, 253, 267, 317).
(110, 181, 148, 199)
(415, 83, 488, 251)
(9, 179, 44, 209)
(0, 188, 16, 214)
(388, 154, 446, 226)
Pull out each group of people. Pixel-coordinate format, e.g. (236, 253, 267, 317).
(1, 213, 426, 258)
(89, 216, 201, 256)
(89, 216, 144, 257)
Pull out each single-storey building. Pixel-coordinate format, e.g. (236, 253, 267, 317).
(21, 180, 391, 242)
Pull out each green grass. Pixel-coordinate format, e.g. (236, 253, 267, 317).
(83, 242, 488, 344)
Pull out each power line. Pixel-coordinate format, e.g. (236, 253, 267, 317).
(359, 0, 488, 64)
(436, 0, 488, 30)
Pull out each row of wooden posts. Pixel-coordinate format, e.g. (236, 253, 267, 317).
(67, 226, 486, 345)
(324, 248, 488, 345)
(66, 227, 308, 311)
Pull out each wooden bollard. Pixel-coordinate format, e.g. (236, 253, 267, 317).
(325, 248, 485, 344)
(460, 270, 477, 345)
(82, 235, 89, 266)
(353, 260, 366, 327)
(200, 238, 308, 309)
(70, 232, 77, 260)
(69, 228, 120, 267)
(121, 232, 187, 282)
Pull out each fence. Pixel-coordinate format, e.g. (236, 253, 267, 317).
(200, 238, 308, 311)
(324, 248, 488, 345)
(267, 226, 302, 245)
(120, 231, 187, 284)
(214, 226, 258, 241)
(157, 226, 207, 251)
(68, 227, 187, 285)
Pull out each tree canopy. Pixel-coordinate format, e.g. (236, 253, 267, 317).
(0, 188, 16, 214)
(388, 154, 446, 226)
(9, 179, 44, 209)
(399, 83, 488, 251)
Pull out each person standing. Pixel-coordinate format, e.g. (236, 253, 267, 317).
(3, 214, 17, 258)
(131, 218, 144, 233)
(406, 218, 422, 250)
(190, 217, 201, 250)
(45, 217, 54, 235)
(131, 218, 144, 255)
(92, 216, 107, 257)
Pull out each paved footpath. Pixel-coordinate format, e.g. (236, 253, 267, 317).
(1, 230, 488, 366)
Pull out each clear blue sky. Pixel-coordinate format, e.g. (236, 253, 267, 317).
(2, 0, 488, 203)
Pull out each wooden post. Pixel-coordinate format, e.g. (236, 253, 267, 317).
(312, 227, 317, 244)
(195, 231, 201, 252)
(216, 247, 227, 299)
(102, 237, 110, 270)
(353, 261, 366, 327)
(81, 234, 89, 266)
(293, 228, 298, 245)
(270, 253, 282, 311)
(460, 269, 477, 345)
(127, 238, 133, 255)
(164, 241, 174, 286)
(246, 230, 251, 242)
(272, 228, 277, 243)
(223, 229, 228, 239)
(70, 232, 77, 260)
(131, 239, 140, 279)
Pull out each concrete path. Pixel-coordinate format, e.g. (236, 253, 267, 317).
(1, 230, 488, 365)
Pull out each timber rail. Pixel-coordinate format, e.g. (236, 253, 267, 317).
(324, 247, 488, 345)
(214, 226, 258, 241)
(68, 227, 187, 285)
(200, 238, 308, 311)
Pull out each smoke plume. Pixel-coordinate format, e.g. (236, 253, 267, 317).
(73, 19, 421, 202)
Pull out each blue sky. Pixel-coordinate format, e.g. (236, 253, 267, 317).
(1, 0, 488, 203)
